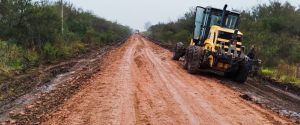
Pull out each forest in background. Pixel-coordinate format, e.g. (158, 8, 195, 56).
(146, 1, 300, 84)
(0, 0, 131, 77)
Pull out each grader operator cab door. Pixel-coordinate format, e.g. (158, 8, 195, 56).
(193, 7, 206, 42)
(194, 6, 222, 45)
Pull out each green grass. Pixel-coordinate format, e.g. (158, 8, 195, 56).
(0, 40, 87, 77)
(260, 67, 300, 86)
(0, 40, 24, 73)
(279, 75, 300, 85)
(260, 68, 277, 77)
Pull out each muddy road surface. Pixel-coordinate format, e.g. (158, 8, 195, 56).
(43, 34, 293, 125)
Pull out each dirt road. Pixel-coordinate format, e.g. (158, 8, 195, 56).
(43, 34, 292, 125)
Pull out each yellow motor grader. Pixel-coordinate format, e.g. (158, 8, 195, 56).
(173, 5, 258, 83)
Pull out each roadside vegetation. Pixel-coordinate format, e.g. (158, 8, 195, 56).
(146, 1, 300, 85)
(0, 0, 131, 79)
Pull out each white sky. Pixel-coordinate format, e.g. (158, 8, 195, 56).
(58, 0, 300, 31)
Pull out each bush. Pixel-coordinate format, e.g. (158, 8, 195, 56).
(148, 10, 195, 44)
(0, 40, 24, 73)
(24, 50, 39, 67)
(60, 41, 86, 57)
(42, 42, 61, 60)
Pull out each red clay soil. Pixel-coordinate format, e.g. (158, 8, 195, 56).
(43, 34, 293, 125)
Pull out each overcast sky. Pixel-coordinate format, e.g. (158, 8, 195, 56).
(59, 0, 300, 31)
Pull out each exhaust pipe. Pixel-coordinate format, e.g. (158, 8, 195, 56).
(220, 4, 228, 27)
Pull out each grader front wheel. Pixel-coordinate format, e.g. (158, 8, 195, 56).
(172, 42, 185, 60)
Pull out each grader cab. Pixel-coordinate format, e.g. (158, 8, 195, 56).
(173, 5, 257, 83)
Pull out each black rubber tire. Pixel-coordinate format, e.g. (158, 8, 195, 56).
(235, 62, 250, 83)
(186, 46, 202, 74)
(172, 42, 184, 60)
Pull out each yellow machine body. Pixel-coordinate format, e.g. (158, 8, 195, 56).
(189, 26, 243, 71)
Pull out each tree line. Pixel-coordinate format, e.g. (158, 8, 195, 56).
(240, 2, 300, 66)
(0, 0, 131, 74)
(146, 1, 300, 83)
(146, 10, 195, 45)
